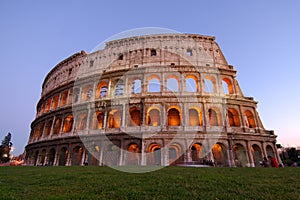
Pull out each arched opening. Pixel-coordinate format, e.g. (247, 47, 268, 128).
(58, 147, 68, 166)
(166, 77, 178, 92)
(96, 82, 108, 99)
(44, 120, 52, 136)
(131, 79, 141, 94)
(148, 78, 160, 92)
(53, 118, 62, 135)
(129, 107, 141, 126)
(169, 143, 184, 165)
(212, 143, 228, 167)
(48, 148, 56, 166)
(60, 91, 68, 106)
(73, 88, 80, 103)
(266, 145, 275, 157)
(126, 143, 140, 165)
(209, 108, 219, 126)
(168, 108, 181, 126)
(147, 143, 161, 165)
(204, 76, 216, 93)
(251, 144, 262, 167)
(222, 78, 234, 94)
(71, 146, 83, 166)
(103, 144, 119, 166)
(87, 145, 100, 166)
(233, 144, 248, 167)
(45, 98, 52, 112)
(245, 110, 256, 128)
(63, 115, 73, 133)
(93, 111, 104, 129)
(189, 108, 202, 126)
(52, 95, 59, 109)
(39, 149, 46, 166)
(150, 49, 157, 56)
(76, 113, 87, 130)
(147, 108, 160, 126)
(115, 79, 124, 96)
(191, 143, 202, 162)
(228, 108, 240, 127)
(82, 85, 93, 101)
(108, 109, 121, 128)
(186, 76, 198, 92)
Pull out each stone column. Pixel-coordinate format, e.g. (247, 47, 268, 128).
(119, 140, 124, 166)
(140, 139, 146, 166)
(66, 151, 71, 166)
(228, 137, 235, 167)
(80, 149, 87, 166)
(121, 104, 126, 128)
(99, 145, 104, 166)
(53, 149, 59, 166)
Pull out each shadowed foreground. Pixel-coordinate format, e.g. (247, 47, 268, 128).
(0, 166, 299, 199)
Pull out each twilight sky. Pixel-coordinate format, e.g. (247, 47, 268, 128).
(0, 1, 299, 155)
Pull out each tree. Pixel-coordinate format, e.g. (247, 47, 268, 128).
(0, 132, 13, 163)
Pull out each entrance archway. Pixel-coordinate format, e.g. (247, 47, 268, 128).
(212, 143, 228, 167)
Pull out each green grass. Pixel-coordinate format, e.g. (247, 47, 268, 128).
(0, 166, 299, 200)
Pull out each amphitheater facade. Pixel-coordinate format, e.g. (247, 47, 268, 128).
(25, 33, 280, 167)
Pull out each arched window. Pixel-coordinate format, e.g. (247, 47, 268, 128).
(189, 108, 202, 126)
(52, 95, 59, 109)
(186, 48, 193, 56)
(82, 85, 93, 101)
(222, 78, 234, 94)
(228, 109, 240, 127)
(53, 118, 62, 135)
(166, 78, 178, 92)
(245, 110, 256, 128)
(73, 88, 80, 103)
(96, 82, 108, 99)
(212, 143, 228, 167)
(191, 143, 202, 161)
(71, 146, 83, 166)
(93, 111, 104, 129)
(186, 77, 197, 92)
(77, 113, 87, 130)
(148, 78, 160, 92)
(60, 91, 68, 106)
(63, 115, 73, 133)
(168, 108, 181, 126)
(151, 49, 157, 56)
(129, 108, 141, 126)
(147, 108, 160, 126)
(209, 108, 218, 126)
(131, 79, 141, 94)
(44, 120, 52, 136)
(108, 109, 121, 128)
(233, 144, 248, 167)
(127, 143, 139, 165)
(45, 98, 52, 112)
(148, 143, 161, 165)
(204, 79, 214, 93)
(115, 80, 124, 96)
(58, 147, 68, 166)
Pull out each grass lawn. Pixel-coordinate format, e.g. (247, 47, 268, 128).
(0, 166, 299, 199)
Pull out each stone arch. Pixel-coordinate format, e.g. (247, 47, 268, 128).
(208, 108, 221, 126)
(146, 107, 161, 126)
(251, 144, 262, 167)
(245, 110, 256, 128)
(76, 112, 87, 130)
(233, 143, 248, 167)
(167, 107, 181, 126)
(186, 75, 198, 92)
(204, 75, 217, 93)
(96, 81, 108, 99)
(82, 85, 93, 101)
(39, 149, 46, 166)
(71, 146, 83, 166)
(128, 107, 141, 126)
(169, 143, 184, 165)
(126, 143, 140, 165)
(114, 79, 125, 96)
(103, 143, 120, 166)
(212, 143, 228, 167)
(228, 108, 241, 127)
(148, 76, 161, 92)
(44, 119, 53, 136)
(147, 143, 161, 165)
(191, 143, 203, 161)
(60, 90, 68, 106)
(166, 75, 179, 92)
(48, 148, 56, 166)
(52, 95, 59, 109)
(108, 109, 122, 128)
(58, 147, 68, 166)
(93, 111, 104, 129)
(87, 145, 100, 166)
(63, 114, 73, 133)
(189, 107, 203, 126)
(222, 77, 234, 94)
(130, 78, 142, 94)
(266, 145, 275, 157)
(53, 117, 62, 135)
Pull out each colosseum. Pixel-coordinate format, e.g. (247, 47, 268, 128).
(25, 33, 280, 167)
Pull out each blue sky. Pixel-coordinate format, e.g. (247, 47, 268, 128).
(0, 1, 299, 155)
